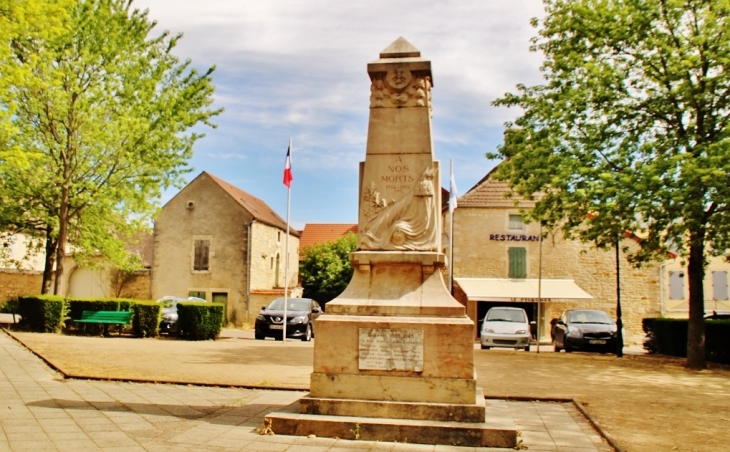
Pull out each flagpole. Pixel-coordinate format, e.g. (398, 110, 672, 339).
(283, 138, 292, 343)
(449, 160, 455, 292)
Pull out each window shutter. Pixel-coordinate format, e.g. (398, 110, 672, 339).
(713, 271, 728, 301)
(669, 271, 685, 300)
(194, 240, 210, 271)
(509, 247, 527, 279)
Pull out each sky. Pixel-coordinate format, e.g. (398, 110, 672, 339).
(133, 0, 547, 230)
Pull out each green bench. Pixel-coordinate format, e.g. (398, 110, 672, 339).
(75, 310, 132, 336)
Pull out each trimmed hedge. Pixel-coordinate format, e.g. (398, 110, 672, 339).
(17, 295, 66, 333)
(133, 301, 161, 338)
(645, 317, 730, 364)
(177, 302, 224, 341)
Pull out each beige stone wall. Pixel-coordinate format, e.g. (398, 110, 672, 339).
(115, 270, 151, 300)
(450, 207, 662, 344)
(0, 269, 43, 304)
(248, 222, 299, 291)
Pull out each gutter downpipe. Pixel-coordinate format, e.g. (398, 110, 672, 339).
(659, 260, 673, 317)
(247, 219, 257, 322)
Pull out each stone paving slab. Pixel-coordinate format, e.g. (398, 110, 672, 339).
(0, 330, 613, 451)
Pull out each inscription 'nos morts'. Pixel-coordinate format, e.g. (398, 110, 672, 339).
(359, 328, 424, 372)
(381, 156, 414, 192)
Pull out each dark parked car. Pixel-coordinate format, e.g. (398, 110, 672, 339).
(705, 310, 730, 320)
(552, 309, 618, 353)
(255, 297, 322, 341)
(157, 296, 207, 334)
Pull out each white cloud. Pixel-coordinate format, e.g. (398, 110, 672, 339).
(132, 0, 547, 223)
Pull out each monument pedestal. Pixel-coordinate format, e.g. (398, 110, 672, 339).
(265, 253, 518, 447)
(265, 38, 516, 447)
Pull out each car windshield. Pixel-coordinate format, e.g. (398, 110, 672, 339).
(568, 310, 614, 324)
(267, 299, 310, 311)
(486, 309, 526, 323)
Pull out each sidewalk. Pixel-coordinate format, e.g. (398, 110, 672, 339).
(0, 330, 613, 451)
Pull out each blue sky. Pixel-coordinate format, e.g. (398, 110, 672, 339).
(133, 0, 546, 230)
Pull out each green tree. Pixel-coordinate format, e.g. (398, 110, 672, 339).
(300, 232, 357, 306)
(0, 0, 221, 293)
(490, 0, 730, 369)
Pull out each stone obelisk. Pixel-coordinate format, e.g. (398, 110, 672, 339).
(265, 38, 516, 448)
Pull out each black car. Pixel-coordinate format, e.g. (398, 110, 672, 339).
(552, 309, 618, 353)
(255, 297, 322, 341)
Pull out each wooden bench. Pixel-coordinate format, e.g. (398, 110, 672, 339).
(75, 310, 132, 336)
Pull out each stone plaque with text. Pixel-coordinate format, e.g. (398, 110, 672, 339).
(358, 328, 424, 371)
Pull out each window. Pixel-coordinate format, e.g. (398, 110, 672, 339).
(509, 247, 527, 279)
(669, 271, 685, 299)
(713, 271, 728, 301)
(212, 292, 228, 306)
(278, 231, 281, 242)
(508, 214, 524, 231)
(188, 291, 206, 299)
(193, 239, 210, 271)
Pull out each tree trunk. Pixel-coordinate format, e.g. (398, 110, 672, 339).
(53, 186, 70, 295)
(686, 236, 706, 369)
(41, 228, 57, 294)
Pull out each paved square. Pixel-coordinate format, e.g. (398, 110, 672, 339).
(0, 331, 612, 451)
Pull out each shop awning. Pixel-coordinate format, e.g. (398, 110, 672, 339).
(454, 278, 593, 302)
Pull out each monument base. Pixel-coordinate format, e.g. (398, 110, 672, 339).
(265, 398, 518, 448)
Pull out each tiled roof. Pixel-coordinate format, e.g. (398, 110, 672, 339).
(457, 165, 535, 209)
(299, 224, 358, 250)
(205, 172, 300, 236)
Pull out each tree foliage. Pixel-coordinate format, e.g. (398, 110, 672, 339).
(490, 0, 730, 368)
(299, 232, 357, 306)
(0, 0, 221, 292)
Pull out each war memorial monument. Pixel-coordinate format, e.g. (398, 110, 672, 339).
(265, 37, 518, 448)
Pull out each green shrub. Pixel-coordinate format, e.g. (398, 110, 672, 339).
(177, 302, 224, 341)
(652, 318, 688, 357)
(17, 295, 66, 333)
(0, 298, 19, 314)
(706, 320, 730, 365)
(646, 317, 730, 364)
(133, 301, 161, 338)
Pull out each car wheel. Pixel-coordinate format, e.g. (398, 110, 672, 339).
(275, 335, 283, 341)
(524, 345, 530, 352)
(564, 341, 572, 353)
(301, 324, 312, 342)
(254, 332, 264, 340)
(481, 345, 490, 350)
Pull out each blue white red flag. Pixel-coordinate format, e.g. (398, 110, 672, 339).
(283, 146, 292, 188)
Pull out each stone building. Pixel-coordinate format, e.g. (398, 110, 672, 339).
(445, 166, 730, 344)
(151, 171, 300, 325)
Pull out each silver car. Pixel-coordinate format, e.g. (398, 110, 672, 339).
(480, 307, 531, 351)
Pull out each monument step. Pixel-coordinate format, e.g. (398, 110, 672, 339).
(299, 388, 487, 422)
(265, 403, 518, 448)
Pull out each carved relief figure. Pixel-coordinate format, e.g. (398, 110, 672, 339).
(369, 73, 432, 109)
(359, 167, 438, 251)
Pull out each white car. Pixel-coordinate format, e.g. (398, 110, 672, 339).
(480, 307, 531, 351)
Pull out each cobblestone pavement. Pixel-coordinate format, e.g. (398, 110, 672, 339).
(0, 331, 612, 451)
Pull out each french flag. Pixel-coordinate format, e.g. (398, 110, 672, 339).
(283, 145, 293, 188)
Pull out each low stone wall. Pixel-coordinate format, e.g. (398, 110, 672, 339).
(0, 269, 43, 304)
